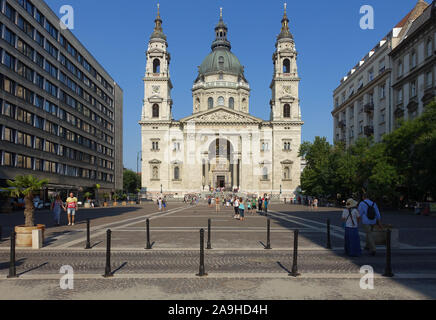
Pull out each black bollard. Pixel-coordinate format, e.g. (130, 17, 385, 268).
(326, 219, 332, 249)
(206, 219, 212, 250)
(85, 219, 91, 249)
(196, 229, 208, 277)
(382, 229, 394, 277)
(265, 218, 272, 249)
(103, 229, 113, 278)
(145, 219, 152, 250)
(8, 231, 17, 278)
(289, 229, 301, 277)
(0, 225, 2, 242)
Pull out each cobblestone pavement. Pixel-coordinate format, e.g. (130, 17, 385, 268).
(1, 202, 435, 299)
(1, 277, 436, 300)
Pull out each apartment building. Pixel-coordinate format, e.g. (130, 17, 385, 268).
(332, 0, 429, 147)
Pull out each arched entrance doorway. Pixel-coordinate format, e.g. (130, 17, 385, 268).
(203, 138, 237, 191)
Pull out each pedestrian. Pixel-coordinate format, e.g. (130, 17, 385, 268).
(65, 192, 78, 226)
(358, 194, 383, 256)
(313, 198, 318, 210)
(258, 197, 262, 213)
(264, 197, 269, 214)
(233, 197, 240, 219)
(158, 197, 162, 211)
(215, 195, 220, 212)
(239, 198, 245, 221)
(247, 198, 252, 214)
(251, 198, 256, 215)
(51, 194, 65, 226)
(208, 196, 212, 208)
(163, 196, 167, 211)
(342, 198, 361, 257)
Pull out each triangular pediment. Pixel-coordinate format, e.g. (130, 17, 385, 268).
(180, 107, 263, 124)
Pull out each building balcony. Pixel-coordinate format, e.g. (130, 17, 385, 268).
(407, 96, 418, 113)
(364, 125, 374, 136)
(364, 103, 374, 113)
(338, 120, 346, 129)
(394, 105, 404, 118)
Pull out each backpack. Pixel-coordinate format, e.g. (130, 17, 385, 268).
(363, 201, 376, 220)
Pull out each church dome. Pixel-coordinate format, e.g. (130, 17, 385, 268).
(198, 48, 244, 77)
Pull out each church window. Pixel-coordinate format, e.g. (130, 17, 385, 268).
(218, 96, 224, 106)
(218, 56, 224, 70)
(152, 166, 159, 179)
(262, 167, 268, 180)
(283, 59, 290, 73)
(174, 166, 180, 180)
(153, 59, 160, 73)
(152, 141, 159, 150)
(229, 97, 234, 109)
(152, 104, 159, 118)
(283, 104, 291, 118)
(208, 97, 213, 109)
(284, 167, 290, 179)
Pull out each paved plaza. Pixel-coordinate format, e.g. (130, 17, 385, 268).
(0, 202, 435, 299)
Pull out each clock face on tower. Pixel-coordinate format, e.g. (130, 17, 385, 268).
(152, 86, 160, 94)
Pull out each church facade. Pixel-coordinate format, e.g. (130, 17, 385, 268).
(139, 6, 303, 199)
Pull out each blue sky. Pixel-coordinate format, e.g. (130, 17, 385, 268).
(45, 0, 419, 171)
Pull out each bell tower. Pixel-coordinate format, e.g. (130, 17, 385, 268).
(142, 4, 173, 121)
(270, 3, 301, 122)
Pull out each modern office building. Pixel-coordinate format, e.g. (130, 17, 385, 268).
(332, 0, 431, 147)
(0, 0, 123, 195)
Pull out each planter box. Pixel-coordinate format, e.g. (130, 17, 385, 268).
(15, 224, 45, 248)
(122, 201, 127, 206)
(113, 202, 118, 206)
(103, 202, 108, 207)
(129, 201, 136, 205)
(84, 202, 91, 208)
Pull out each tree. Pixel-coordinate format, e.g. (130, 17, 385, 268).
(123, 169, 141, 194)
(7, 175, 48, 227)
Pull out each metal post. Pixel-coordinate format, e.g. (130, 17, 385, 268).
(196, 229, 208, 277)
(326, 219, 332, 249)
(7, 231, 17, 278)
(85, 219, 91, 249)
(145, 218, 152, 250)
(265, 218, 271, 249)
(383, 229, 394, 277)
(206, 219, 212, 250)
(289, 229, 301, 277)
(103, 229, 112, 277)
(0, 225, 2, 242)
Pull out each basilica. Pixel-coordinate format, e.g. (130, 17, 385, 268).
(139, 5, 304, 199)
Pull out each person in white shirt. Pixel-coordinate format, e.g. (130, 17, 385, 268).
(341, 198, 362, 257)
(233, 197, 240, 219)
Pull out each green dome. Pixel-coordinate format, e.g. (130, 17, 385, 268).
(198, 48, 244, 77)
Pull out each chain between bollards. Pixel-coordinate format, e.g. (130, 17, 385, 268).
(85, 219, 91, 249)
(289, 229, 301, 277)
(145, 218, 152, 250)
(206, 218, 212, 250)
(326, 219, 332, 249)
(8, 231, 17, 278)
(196, 228, 208, 277)
(383, 228, 394, 277)
(103, 229, 113, 278)
(265, 218, 271, 250)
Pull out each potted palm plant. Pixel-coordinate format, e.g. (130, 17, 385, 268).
(103, 193, 110, 207)
(83, 192, 92, 208)
(112, 194, 119, 206)
(7, 175, 48, 247)
(122, 193, 128, 206)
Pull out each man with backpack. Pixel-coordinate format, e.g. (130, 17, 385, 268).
(358, 194, 383, 256)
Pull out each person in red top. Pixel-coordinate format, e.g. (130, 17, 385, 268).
(65, 193, 78, 226)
